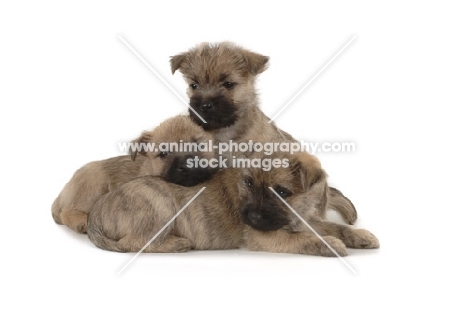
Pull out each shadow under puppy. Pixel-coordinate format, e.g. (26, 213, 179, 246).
(170, 42, 357, 225)
(51, 115, 217, 234)
(87, 151, 378, 256)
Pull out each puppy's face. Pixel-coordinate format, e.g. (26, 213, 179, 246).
(131, 115, 218, 187)
(238, 152, 328, 232)
(170, 42, 269, 131)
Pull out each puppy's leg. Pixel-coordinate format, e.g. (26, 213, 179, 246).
(244, 228, 348, 257)
(88, 222, 192, 253)
(307, 220, 380, 249)
(61, 210, 88, 234)
(52, 166, 109, 233)
(141, 235, 192, 253)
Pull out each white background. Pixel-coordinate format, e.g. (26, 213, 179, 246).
(1, 1, 467, 309)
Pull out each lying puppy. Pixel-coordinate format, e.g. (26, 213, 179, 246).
(87, 151, 378, 256)
(170, 42, 357, 225)
(51, 115, 217, 234)
(239, 152, 379, 256)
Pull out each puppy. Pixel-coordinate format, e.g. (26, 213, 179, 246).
(51, 115, 217, 234)
(239, 152, 379, 256)
(170, 42, 357, 224)
(170, 42, 286, 142)
(87, 151, 378, 257)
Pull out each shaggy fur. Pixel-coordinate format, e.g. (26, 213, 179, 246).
(88, 151, 379, 256)
(51, 115, 217, 233)
(170, 42, 356, 223)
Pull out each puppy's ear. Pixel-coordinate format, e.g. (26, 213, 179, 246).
(292, 153, 327, 190)
(242, 50, 269, 75)
(292, 152, 329, 215)
(170, 53, 187, 74)
(129, 131, 153, 161)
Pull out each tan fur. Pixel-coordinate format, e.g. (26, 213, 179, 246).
(87, 151, 379, 256)
(171, 42, 291, 142)
(170, 42, 356, 223)
(328, 187, 358, 225)
(51, 115, 215, 234)
(88, 168, 244, 253)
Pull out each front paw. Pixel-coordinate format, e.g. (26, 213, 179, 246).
(303, 236, 348, 257)
(344, 229, 380, 249)
(319, 236, 348, 257)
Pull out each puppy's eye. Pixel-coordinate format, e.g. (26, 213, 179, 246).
(222, 82, 234, 89)
(278, 191, 289, 198)
(159, 151, 169, 158)
(190, 84, 198, 90)
(245, 178, 253, 188)
(274, 187, 291, 198)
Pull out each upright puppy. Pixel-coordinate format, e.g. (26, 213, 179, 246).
(51, 115, 217, 234)
(170, 42, 357, 224)
(170, 42, 287, 142)
(87, 151, 378, 256)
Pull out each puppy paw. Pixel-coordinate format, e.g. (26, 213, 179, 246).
(170, 238, 192, 253)
(303, 236, 348, 257)
(71, 214, 88, 234)
(345, 229, 380, 249)
(75, 222, 87, 234)
(319, 236, 348, 257)
(63, 211, 88, 234)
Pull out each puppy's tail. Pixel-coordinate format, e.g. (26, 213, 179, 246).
(87, 224, 125, 252)
(327, 187, 358, 225)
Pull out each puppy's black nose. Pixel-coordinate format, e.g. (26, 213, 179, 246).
(177, 155, 196, 172)
(248, 211, 262, 224)
(201, 102, 214, 111)
(177, 165, 188, 172)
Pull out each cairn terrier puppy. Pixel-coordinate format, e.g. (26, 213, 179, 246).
(51, 115, 217, 234)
